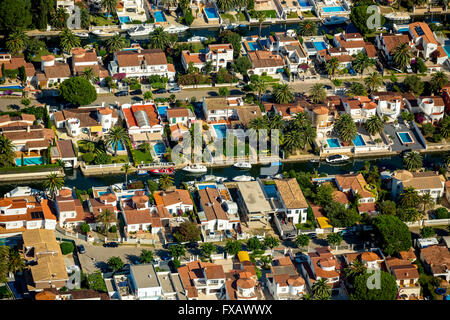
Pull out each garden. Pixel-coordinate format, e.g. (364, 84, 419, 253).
(77, 139, 129, 165)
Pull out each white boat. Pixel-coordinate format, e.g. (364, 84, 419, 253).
(183, 164, 208, 173)
(233, 175, 254, 182)
(325, 154, 350, 164)
(187, 36, 208, 43)
(91, 29, 119, 37)
(384, 12, 411, 22)
(233, 162, 251, 169)
(222, 23, 238, 30)
(322, 16, 349, 26)
(310, 159, 320, 163)
(136, 169, 148, 175)
(201, 175, 217, 182)
(164, 25, 189, 34)
(75, 32, 89, 38)
(127, 25, 154, 37)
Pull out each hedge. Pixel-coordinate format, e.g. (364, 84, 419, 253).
(60, 241, 75, 255)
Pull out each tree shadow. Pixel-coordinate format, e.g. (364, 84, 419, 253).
(94, 261, 111, 272)
(125, 254, 140, 264)
(207, 91, 218, 97)
(132, 96, 143, 102)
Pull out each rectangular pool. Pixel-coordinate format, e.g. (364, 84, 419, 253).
(154, 11, 167, 23)
(15, 156, 44, 166)
(157, 106, 169, 117)
(119, 16, 131, 24)
(327, 138, 341, 148)
(264, 184, 278, 198)
(297, 0, 311, 6)
(110, 141, 125, 151)
(0, 85, 24, 90)
(313, 41, 327, 51)
(397, 132, 414, 144)
(323, 6, 346, 13)
(352, 134, 366, 147)
(198, 184, 217, 190)
(213, 124, 228, 140)
(153, 142, 166, 155)
(247, 42, 261, 51)
(204, 7, 219, 19)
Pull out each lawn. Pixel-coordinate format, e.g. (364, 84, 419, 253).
(301, 10, 315, 18)
(255, 10, 277, 19)
(111, 154, 129, 163)
(221, 13, 236, 23)
(0, 164, 58, 174)
(260, 75, 279, 82)
(235, 12, 247, 21)
(286, 11, 299, 19)
(190, 43, 206, 53)
(30, 49, 62, 62)
(133, 149, 153, 164)
(90, 15, 119, 26)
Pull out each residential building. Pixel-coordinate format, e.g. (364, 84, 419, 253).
(178, 261, 226, 299)
(263, 101, 306, 121)
(371, 92, 404, 122)
(0, 113, 35, 128)
(71, 47, 108, 80)
(248, 50, 284, 76)
(341, 96, 378, 123)
(418, 96, 445, 124)
(202, 96, 262, 126)
(225, 271, 258, 300)
(56, 139, 77, 168)
(408, 22, 447, 63)
(181, 44, 234, 72)
(35, 288, 110, 300)
(333, 32, 366, 56)
(419, 245, 450, 282)
(335, 174, 377, 214)
(166, 108, 196, 127)
(375, 34, 411, 65)
(235, 181, 273, 222)
(197, 187, 235, 234)
(385, 257, 421, 300)
(35, 55, 71, 88)
(266, 256, 306, 300)
(281, 44, 309, 75)
(268, 31, 301, 53)
(391, 170, 445, 201)
(153, 189, 194, 215)
(54, 188, 89, 228)
(121, 103, 164, 135)
(344, 249, 385, 270)
(22, 229, 69, 291)
(169, 123, 189, 141)
(121, 192, 162, 234)
(317, 48, 353, 69)
(86, 192, 119, 230)
(0, 53, 35, 83)
(109, 48, 175, 81)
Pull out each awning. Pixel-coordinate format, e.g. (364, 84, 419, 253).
(237, 251, 250, 262)
(90, 126, 103, 133)
(316, 217, 332, 229)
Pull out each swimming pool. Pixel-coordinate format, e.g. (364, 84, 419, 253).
(204, 7, 219, 19)
(264, 184, 278, 198)
(213, 124, 228, 139)
(15, 156, 44, 166)
(153, 142, 166, 155)
(323, 6, 346, 13)
(110, 141, 125, 151)
(0, 85, 24, 90)
(247, 42, 261, 51)
(352, 134, 366, 147)
(444, 45, 450, 57)
(327, 138, 341, 148)
(154, 11, 167, 23)
(397, 132, 414, 144)
(157, 106, 169, 117)
(198, 184, 217, 190)
(297, 0, 311, 6)
(0, 237, 20, 247)
(313, 41, 327, 51)
(119, 16, 131, 24)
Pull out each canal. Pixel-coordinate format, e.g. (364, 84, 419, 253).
(0, 152, 446, 195)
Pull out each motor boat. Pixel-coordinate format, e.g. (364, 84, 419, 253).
(325, 154, 350, 163)
(222, 23, 238, 30)
(232, 175, 254, 182)
(136, 169, 148, 175)
(74, 32, 89, 38)
(164, 25, 189, 34)
(91, 29, 119, 37)
(200, 175, 227, 183)
(309, 158, 320, 163)
(182, 164, 208, 173)
(322, 16, 349, 26)
(187, 36, 208, 43)
(127, 25, 154, 37)
(273, 174, 284, 179)
(149, 167, 175, 175)
(233, 162, 251, 169)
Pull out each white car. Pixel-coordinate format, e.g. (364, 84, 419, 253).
(168, 86, 181, 93)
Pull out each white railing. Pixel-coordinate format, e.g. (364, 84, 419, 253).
(137, 162, 175, 168)
(82, 162, 133, 169)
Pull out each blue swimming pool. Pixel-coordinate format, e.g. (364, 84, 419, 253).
(110, 141, 125, 151)
(153, 142, 166, 155)
(0, 85, 24, 90)
(323, 6, 346, 13)
(327, 138, 341, 148)
(157, 106, 169, 117)
(119, 16, 131, 24)
(247, 42, 261, 51)
(444, 45, 450, 57)
(313, 41, 327, 51)
(198, 184, 217, 190)
(352, 134, 366, 147)
(15, 156, 44, 166)
(213, 124, 228, 139)
(398, 132, 413, 144)
(0, 237, 20, 247)
(204, 7, 219, 19)
(154, 11, 167, 23)
(297, 0, 311, 6)
(264, 184, 278, 198)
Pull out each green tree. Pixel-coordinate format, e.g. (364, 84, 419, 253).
(344, 259, 366, 282)
(143, 91, 153, 100)
(326, 57, 340, 78)
(263, 236, 279, 249)
(327, 232, 343, 248)
(352, 52, 375, 76)
(399, 187, 421, 209)
(247, 237, 262, 251)
(403, 75, 424, 96)
(106, 34, 126, 53)
(403, 151, 423, 171)
(216, 0, 235, 12)
(401, 111, 414, 122)
(312, 278, 331, 300)
(158, 174, 174, 191)
(365, 116, 384, 136)
(372, 215, 412, 256)
(392, 43, 413, 70)
(350, 0, 385, 36)
(59, 28, 81, 53)
(430, 72, 448, 94)
(253, 78, 268, 103)
(420, 226, 435, 239)
(439, 116, 450, 138)
(272, 83, 294, 104)
(8, 249, 25, 274)
(121, 163, 131, 186)
(351, 271, 397, 300)
(139, 249, 154, 263)
(5, 30, 29, 55)
(80, 223, 91, 234)
(219, 30, 241, 58)
(59, 77, 97, 106)
(174, 221, 201, 242)
(397, 207, 421, 222)
(80, 67, 95, 83)
(86, 272, 107, 292)
(149, 27, 171, 50)
(104, 126, 130, 157)
(219, 87, 229, 97)
(60, 242, 75, 255)
(225, 240, 242, 255)
(168, 244, 185, 259)
(0, 0, 32, 31)
(377, 200, 396, 215)
(97, 209, 115, 233)
(309, 83, 327, 104)
(52, 6, 70, 30)
(255, 11, 266, 37)
(419, 193, 434, 215)
(0, 135, 15, 167)
(334, 114, 357, 144)
(295, 234, 310, 248)
(107, 256, 124, 272)
(101, 0, 118, 20)
(347, 82, 367, 96)
(0, 246, 10, 282)
(313, 184, 334, 206)
(232, 56, 252, 75)
(297, 20, 317, 36)
(43, 173, 64, 199)
(200, 243, 216, 258)
(364, 72, 383, 93)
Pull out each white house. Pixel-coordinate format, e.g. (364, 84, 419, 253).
(129, 264, 162, 300)
(375, 33, 411, 65)
(178, 261, 227, 299)
(166, 108, 196, 127)
(202, 96, 243, 122)
(341, 96, 378, 123)
(408, 22, 441, 61)
(248, 51, 284, 76)
(371, 92, 403, 122)
(153, 189, 194, 215)
(418, 96, 445, 124)
(71, 47, 108, 80)
(333, 32, 366, 56)
(266, 256, 306, 300)
(197, 187, 233, 233)
(54, 188, 86, 228)
(181, 44, 234, 72)
(235, 181, 273, 222)
(121, 103, 164, 135)
(36, 55, 71, 88)
(121, 192, 163, 234)
(391, 170, 445, 201)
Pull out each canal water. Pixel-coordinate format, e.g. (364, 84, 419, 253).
(0, 153, 446, 196)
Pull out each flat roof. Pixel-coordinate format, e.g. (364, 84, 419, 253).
(237, 181, 272, 213)
(130, 264, 160, 289)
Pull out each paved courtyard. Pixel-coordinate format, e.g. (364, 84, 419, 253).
(383, 122, 426, 152)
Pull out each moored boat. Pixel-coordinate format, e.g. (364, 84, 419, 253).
(182, 164, 208, 173)
(233, 162, 252, 169)
(232, 175, 254, 182)
(149, 167, 175, 175)
(325, 154, 350, 164)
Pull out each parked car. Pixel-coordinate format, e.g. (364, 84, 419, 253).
(153, 88, 167, 94)
(160, 253, 171, 261)
(185, 242, 199, 249)
(225, 230, 232, 239)
(103, 242, 119, 248)
(130, 89, 142, 95)
(168, 86, 181, 93)
(115, 90, 128, 97)
(308, 233, 317, 239)
(77, 244, 85, 254)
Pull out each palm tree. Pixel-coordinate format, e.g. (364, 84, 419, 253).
(297, 20, 317, 36)
(97, 209, 115, 233)
(101, 0, 118, 20)
(104, 126, 130, 157)
(81, 67, 95, 83)
(121, 163, 131, 187)
(55, 159, 66, 170)
(312, 278, 331, 300)
(309, 83, 327, 104)
(364, 72, 383, 93)
(59, 28, 81, 54)
(43, 173, 64, 199)
(399, 187, 421, 208)
(283, 130, 303, 154)
(256, 11, 266, 37)
(302, 125, 317, 151)
(392, 43, 413, 70)
(159, 174, 174, 191)
(0, 135, 15, 167)
(53, 6, 70, 30)
(302, 293, 315, 300)
(365, 116, 384, 136)
(216, 0, 234, 12)
(403, 151, 423, 171)
(106, 34, 126, 53)
(344, 259, 366, 281)
(249, 78, 266, 105)
(430, 72, 449, 94)
(149, 27, 170, 50)
(352, 52, 375, 76)
(8, 250, 25, 274)
(419, 193, 434, 215)
(5, 30, 29, 55)
(272, 84, 294, 104)
(326, 57, 340, 79)
(440, 116, 450, 139)
(347, 82, 367, 96)
(334, 114, 357, 144)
